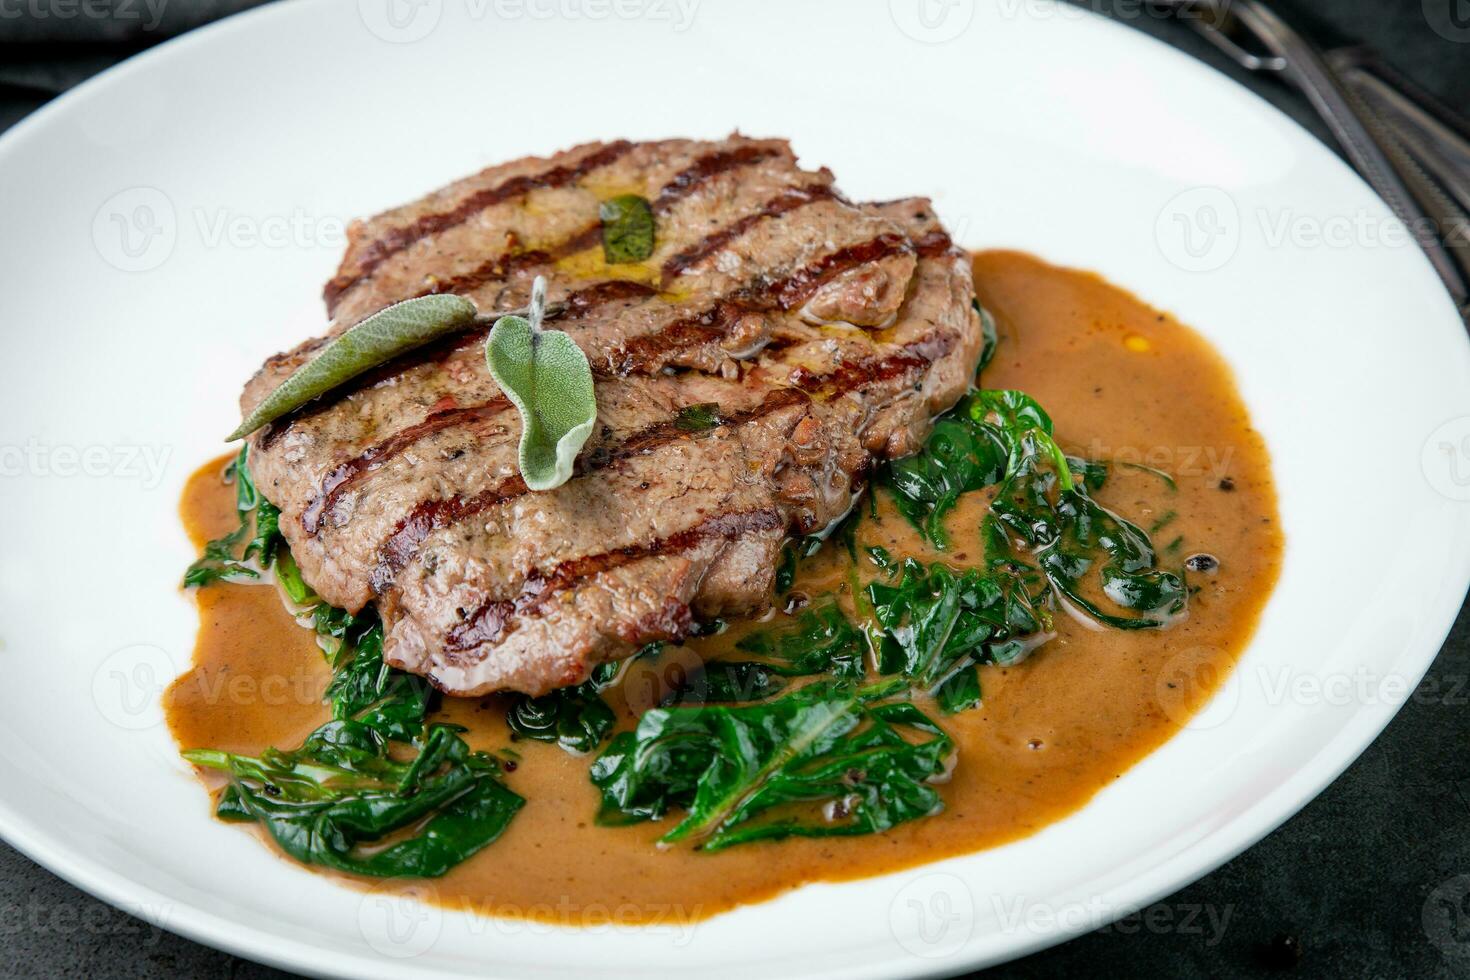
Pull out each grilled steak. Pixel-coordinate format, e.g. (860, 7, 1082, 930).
(242, 136, 983, 697)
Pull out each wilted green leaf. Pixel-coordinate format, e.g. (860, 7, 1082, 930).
(599, 194, 655, 264)
(228, 294, 478, 440)
(590, 681, 952, 850)
(485, 277, 597, 492)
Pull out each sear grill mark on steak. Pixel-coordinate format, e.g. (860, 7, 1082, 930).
(559, 279, 661, 317)
(326, 141, 785, 317)
(262, 160, 836, 447)
(414, 146, 785, 306)
(260, 279, 661, 450)
(324, 140, 636, 312)
(660, 182, 841, 283)
(424, 330, 964, 654)
(243, 137, 984, 697)
(367, 386, 814, 590)
(444, 508, 785, 653)
(302, 396, 513, 534)
(650, 144, 783, 214)
(608, 232, 912, 375)
(266, 220, 886, 453)
(790, 330, 961, 400)
(416, 237, 593, 304)
(361, 328, 955, 607)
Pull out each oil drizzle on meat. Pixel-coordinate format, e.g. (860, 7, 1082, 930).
(323, 141, 637, 310)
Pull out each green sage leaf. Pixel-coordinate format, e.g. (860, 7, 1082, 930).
(227, 294, 478, 441)
(485, 277, 597, 492)
(675, 402, 721, 432)
(599, 194, 655, 264)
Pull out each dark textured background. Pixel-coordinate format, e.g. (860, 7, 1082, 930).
(2, 1, 1468, 977)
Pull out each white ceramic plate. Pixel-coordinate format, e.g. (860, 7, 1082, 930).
(1, 0, 1467, 976)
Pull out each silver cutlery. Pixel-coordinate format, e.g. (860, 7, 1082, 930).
(1153, 0, 1470, 321)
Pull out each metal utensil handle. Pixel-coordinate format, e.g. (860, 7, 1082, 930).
(1225, 1, 1470, 312)
(1326, 48, 1470, 216)
(1334, 75, 1470, 324)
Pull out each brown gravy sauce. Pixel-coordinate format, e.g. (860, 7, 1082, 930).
(166, 251, 1282, 924)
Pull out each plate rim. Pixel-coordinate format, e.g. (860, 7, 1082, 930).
(1, 1, 1467, 977)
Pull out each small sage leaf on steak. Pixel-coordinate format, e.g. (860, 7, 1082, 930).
(485, 277, 597, 492)
(675, 402, 722, 432)
(599, 194, 655, 264)
(227, 294, 478, 441)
